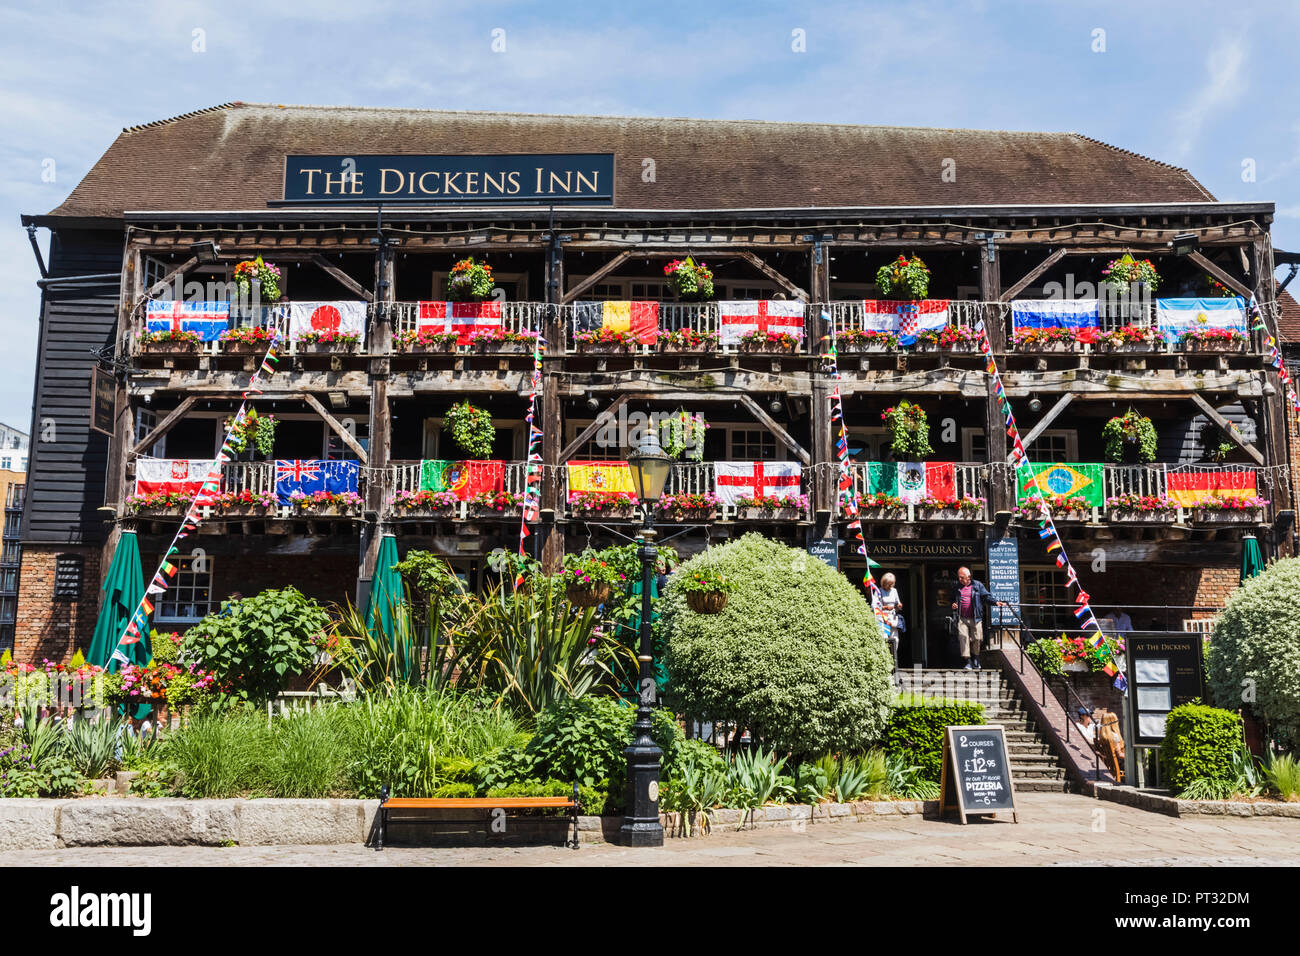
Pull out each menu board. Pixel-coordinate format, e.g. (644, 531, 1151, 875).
(939, 725, 1019, 824)
(986, 536, 1020, 627)
(1128, 635, 1206, 744)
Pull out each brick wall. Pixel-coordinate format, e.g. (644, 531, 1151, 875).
(14, 544, 101, 664)
(1073, 563, 1237, 627)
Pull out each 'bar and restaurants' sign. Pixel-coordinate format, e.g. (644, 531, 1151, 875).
(279, 154, 615, 205)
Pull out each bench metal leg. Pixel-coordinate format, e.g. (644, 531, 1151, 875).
(569, 781, 581, 849)
(377, 785, 388, 851)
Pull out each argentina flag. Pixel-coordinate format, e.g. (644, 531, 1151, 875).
(1155, 297, 1247, 343)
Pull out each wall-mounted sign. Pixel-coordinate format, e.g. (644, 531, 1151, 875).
(986, 536, 1020, 627)
(808, 539, 838, 569)
(1126, 634, 1206, 745)
(279, 154, 615, 205)
(90, 366, 115, 437)
(862, 540, 982, 561)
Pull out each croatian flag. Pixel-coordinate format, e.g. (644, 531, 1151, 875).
(1155, 298, 1247, 343)
(713, 461, 801, 505)
(417, 301, 504, 345)
(145, 301, 230, 341)
(274, 459, 360, 504)
(1010, 299, 1100, 330)
(287, 302, 368, 342)
(717, 300, 805, 346)
(861, 300, 949, 345)
(134, 459, 220, 496)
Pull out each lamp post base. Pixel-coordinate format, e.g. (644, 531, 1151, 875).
(617, 820, 665, 847)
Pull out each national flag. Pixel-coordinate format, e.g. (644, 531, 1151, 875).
(897, 462, 926, 504)
(1113, 673, 1128, 692)
(145, 300, 230, 341)
(860, 300, 950, 346)
(1166, 468, 1257, 506)
(866, 462, 898, 496)
(713, 461, 802, 504)
(572, 301, 659, 345)
(717, 300, 805, 345)
(1016, 463, 1105, 507)
(1155, 297, 1247, 343)
(417, 301, 505, 346)
(287, 301, 367, 342)
(274, 459, 359, 504)
(134, 458, 220, 497)
(1010, 299, 1100, 330)
(418, 459, 505, 500)
(566, 460, 637, 499)
(110, 648, 132, 665)
(1073, 604, 1090, 620)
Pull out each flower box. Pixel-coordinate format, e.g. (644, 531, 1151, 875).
(212, 504, 275, 519)
(572, 506, 637, 520)
(739, 341, 798, 354)
(470, 505, 522, 518)
(736, 506, 802, 521)
(1062, 660, 1091, 674)
(577, 342, 635, 355)
(397, 341, 458, 354)
(1107, 509, 1176, 523)
(1191, 507, 1263, 523)
(296, 504, 361, 517)
(915, 507, 979, 521)
(298, 341, 360, 354)
(855, 507, 909, 521)
(1097, 342, 1159, 354)
(393, 506, 457, 519)
(141, 340, 201, 353)
(471, 341, 533, 353)
(838, 342, 896, 354)
(219, 339, 272, 354)
(1182, 339, 1247, 353)
(659, 342, 714, 354)
(659, 509, 718, 522)
(1014, 341, 1075, 353)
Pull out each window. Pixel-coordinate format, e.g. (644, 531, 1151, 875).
(156, 556, 215, 624)
(722, 285, 773, 300)
(1021, 568, 1070, 630)
(1, 459, 10, 471)
(728, 428, 778, 460)
(135, 409, 164, 458)
(1027, 429, 1078, 461)
(846, 427, 891, 462)
(326, 421, 369, 460)
(962, 428, 988, 462)
(630, 280, 668, 299)
(587, 283, 624, 300)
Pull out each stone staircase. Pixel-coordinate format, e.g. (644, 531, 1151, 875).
(896, 664, 1070, 792)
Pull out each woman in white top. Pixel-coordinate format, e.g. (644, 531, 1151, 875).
(878, 573, 903, 669)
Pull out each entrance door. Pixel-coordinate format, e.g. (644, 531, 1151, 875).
(925, 563, 989, 668)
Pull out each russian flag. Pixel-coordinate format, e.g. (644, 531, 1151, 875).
(1155, 297, 1247, 343)
(1011, 299, 1100, 330)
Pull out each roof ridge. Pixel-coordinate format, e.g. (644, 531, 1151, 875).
(1070, 133, 1215, 200)
(122, 102, 242, 134)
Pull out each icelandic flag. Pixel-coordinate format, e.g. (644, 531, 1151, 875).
(861, 300, 949, 345)
(1010, 299, 1100, 330)
(274, 459, 360, 504)
(145, 300, 230, 341)
(1155, 297, 1247, 343)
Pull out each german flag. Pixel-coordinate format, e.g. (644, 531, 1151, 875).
(1166, 469, 1256, 506)
(573, 301, 659, 344)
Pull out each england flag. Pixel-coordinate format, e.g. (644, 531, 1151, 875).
(716, 300, 805, 345)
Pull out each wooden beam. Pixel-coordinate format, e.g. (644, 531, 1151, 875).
(130, 396, 197, 457)
(999, 248, 1066, 302)
(737, 394, 810, 465)
(1186, 250, 1253, 300)
(1188, 392, 1264, 466)
(310, 254, 374, 302)
(560, 394, 630, 462)
(736, 251, 808, 301)
(560, 250, 634, 304)
(302, 393, 370, 464)
(145, 255, 199, 298)
(1007, 394, 1073, 463)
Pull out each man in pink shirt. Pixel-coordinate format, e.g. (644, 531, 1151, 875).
(950, 566, 1004, 670)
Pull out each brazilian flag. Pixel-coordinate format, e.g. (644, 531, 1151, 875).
(1017, 463, 1104, 507)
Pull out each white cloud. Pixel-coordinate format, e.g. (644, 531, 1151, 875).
(1172, 35, 1249, 159)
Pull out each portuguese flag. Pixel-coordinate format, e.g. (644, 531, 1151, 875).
(1017, 463, 1105, 507)
(418, 459, 504, 500)
(1166, 469, 1256, 507)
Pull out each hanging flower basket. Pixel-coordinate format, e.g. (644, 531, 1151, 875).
(875, 254, 930, 300)
(686, 590, 728, 614)
(445, 256, 494, 301)
(233, 257, 283, 303)
(566, 582, 615, 607)
(663, 257, 714, 302)
(881, 402, 933, 460)
(679, 566, 732, 614)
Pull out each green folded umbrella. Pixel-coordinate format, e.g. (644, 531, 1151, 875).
(1240, 534, 1264, 583)
(623, 575, 669, 697)
(87, 530, 151, 719)
(363, 534, 402, 645)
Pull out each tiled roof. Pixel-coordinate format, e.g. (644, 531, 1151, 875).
(46, 102, 1216, 218)
(1275, 283, 1300, 343)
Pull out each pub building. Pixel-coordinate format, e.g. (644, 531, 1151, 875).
(14, 102, 1297, 668)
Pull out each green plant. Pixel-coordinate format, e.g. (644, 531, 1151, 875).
(1207, 558, 1300, 749)
(64, 714, 123, 780)
(1102, 409, 1158, 463)
(183, 587, 330, 706)
(68, 649, 85, 670)
(875, 254, 930, 299)
(1199, 421, 1237, 463)
(1100, 254, 1159, 293)
(661, 746, 728, 835)
(727, 747, 787, 812)
(881, 402, 933, 460)
(148, 631, 183, 665)
(442, 401, 495, 458)
(223, 407, 277, 456)
(161, 707, 268, 798)
(663, 257, 714, 301)
(659, 409, 708, 461)
(663, 534, 895, 758)
(885, 752, 941, 799)
(1160, 703, 1243, 792)
(1263, 752, 1300, 801)
(233, 256, 282, 302)
(884, 694, 986, 782)
(676, 566, 733, 595)
(1177, 746, 1264, 800)
(445, 256, 494, 301)
(485, 779, 609, 816)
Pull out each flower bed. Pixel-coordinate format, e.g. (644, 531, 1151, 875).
(569, 490, 638, 518)
(660, 328, 719, 352)
(389, 490, 458, 515)
(288, 491, 364, 515)
(915, 326, 979, 351)
(656, 492, 720, 521)
(394, 329, 459, 353)
(738, 330, 802, 353)
(468, 328, 540, 352)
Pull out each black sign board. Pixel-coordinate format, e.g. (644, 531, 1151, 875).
(280, 154, 615, 205)
(90, 366, 115, 437)
(939, 725, 1019, 823)
(54, 554, 84, 602)
(863, 540, 982, 561)
(808, 539, 838, 569)
(1126, 633, 1206, 745)
(986, 536, 1020, 627)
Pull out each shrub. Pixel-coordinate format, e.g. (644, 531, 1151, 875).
(485, 779, 609, 816)
(663, 534, 895, 757)
(162, 707, 268, 798)
(262, 705, 351, 798)
(1207, 558, 1300, 748)
(884, 694, 985, 782)
(1263, 753, 1300, 802)
(183, 587, 330, 706)
(1159, 703, 1243, 792)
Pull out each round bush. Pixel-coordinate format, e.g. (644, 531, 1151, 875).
(1207, 557, 1300, 748)
(662, 533, 894, 756)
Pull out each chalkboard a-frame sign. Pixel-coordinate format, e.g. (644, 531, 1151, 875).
(939, 725, 1019, 824)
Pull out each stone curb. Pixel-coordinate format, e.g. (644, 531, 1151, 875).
(1090, 785, 1300, 818)
(0, 797, 939, 849)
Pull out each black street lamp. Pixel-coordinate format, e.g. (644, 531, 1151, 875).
(620, 429, 672, 847)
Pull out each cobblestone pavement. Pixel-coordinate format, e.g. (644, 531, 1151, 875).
(1, 792, 1294, 866)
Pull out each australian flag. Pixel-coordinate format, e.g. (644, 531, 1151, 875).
(146, 300, 230, 341)
(274, 459, 360, 504)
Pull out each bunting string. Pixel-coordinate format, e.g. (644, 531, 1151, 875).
(516, 334, 546, 587)
(107, 334, 283, 667)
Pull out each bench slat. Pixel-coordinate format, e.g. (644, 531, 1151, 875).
(384, 797, 575, 810)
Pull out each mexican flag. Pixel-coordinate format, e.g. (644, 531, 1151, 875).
(1016, 463, 1105, 507)
(865, 462, 956, 503)
(418, 459, 504, 500)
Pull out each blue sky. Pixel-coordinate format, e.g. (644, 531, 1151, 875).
(1, 0, 1297, 430)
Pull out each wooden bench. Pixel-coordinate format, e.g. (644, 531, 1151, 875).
(376, 784, 581, 850)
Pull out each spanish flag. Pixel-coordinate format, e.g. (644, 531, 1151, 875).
(573, 301, 659, 344)
(566, 460, 637, 499)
